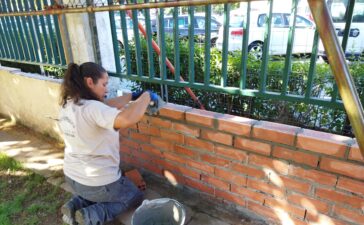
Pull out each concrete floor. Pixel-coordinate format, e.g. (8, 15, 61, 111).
(0, 116, 269, 225)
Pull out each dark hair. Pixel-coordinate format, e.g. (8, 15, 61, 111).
(60, 62, 107, 107)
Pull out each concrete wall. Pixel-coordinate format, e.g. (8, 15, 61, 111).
(0, 67, 63, 141)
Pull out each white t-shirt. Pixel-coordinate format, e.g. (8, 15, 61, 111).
(59, 99, 121, 186)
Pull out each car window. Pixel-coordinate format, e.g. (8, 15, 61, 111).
(211, 20, 219, 30)
(257, 14, 286, 27)
(230, 16, 244, 28)
(331, 0, 364, 23)
(195, 17, 205, 29)
(285, 15, 313, 27)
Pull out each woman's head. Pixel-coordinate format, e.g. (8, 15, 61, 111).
(60, 62, 108, 107)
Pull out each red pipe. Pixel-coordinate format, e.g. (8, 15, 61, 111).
(126, 10, 205, 110)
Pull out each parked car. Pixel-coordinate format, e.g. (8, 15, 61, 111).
(151, 14, 222, 45)
(318, 1, 364, 60)
(215, 12, 315, 59)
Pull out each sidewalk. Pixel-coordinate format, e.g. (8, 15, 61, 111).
(0, 115, 268, 225)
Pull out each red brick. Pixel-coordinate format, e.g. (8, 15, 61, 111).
(185, 136, 214, 152)
(287, 193, 330, 214)
(159, 103, 191, 120)
(150, 117, 172, 128)
(264, 198, 306, 219)
(179, 167, 201, 180)
(348, 143, 364, 162)
(138, 123, 160, 136)
(174, 145, 199, 158)
(186, 159, 214, 174)
(130, 132, 150, 143)
(215, 168, 247, 186)
(132, 150, 153, 162)
(201, 174, 230, 190)
(216, 114, 253, 136)
(120, 138, 140, 149)
(140, 115, 150, 124)
(333, 205, 364, 224)
(231, 163, 266, 179)
(306, 211, 350, 225)
(249, 154, 289, 175)
(119, 128, 129, 137)
(289, 166, 337, 186)
(215, 189, 245, 206)
(320, 157, 364, 181)
(160, 129, 184, 144)
(247, 179, 285, 198)
(231, 185, 265, 203)
(150, 137, 174, 151)
(185, 109, 216, 127)
(234, 137, 271, 155)
(215, 145, 248, 162)
(247, 201, 280, 222)
(140, 144, 162, 157)
(142, 161, 162, 175)
(120, 145, 133, 155)
(269, 175, 311, 194)
(200, 154, 230, 167)
(253, 121, 299, 146)
(201, 129, 233, 146)
(184, 177, 214, 195)
(315, 187, 364, 209)
(336, 177, 364, 196)
(173, 123, 200, 137)
(273, 146, 319, 167)
(296, 129, 350, 158)
(163, 152, 187, 165)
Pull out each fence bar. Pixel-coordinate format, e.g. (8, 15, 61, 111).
(0, 9, 11, 58)
(19, 0, 37, 62)
(119, 0, 131, 76)
(282, 0, 298, 96)
(143, 0, 155, 79)
(51, 0, 66, 65)
(29, 1, 46, 63)
(239, 1, 250, 90)
(158, 8, 166, 80)
(305, 29, 319, 100)
(259, 0, 273, 93)
(14, 0, 32, 62)
(341, 0, 355, 53)
(3, 0, 21, 60)
(203, 4, 211, 87)
(221, 3, 230, 87)
(131, 0, 143, 77)
(43, 0, 58, 64)
(308, 0, 364, 155)
(36, 1, 52, 63)
(188, 6, 195, 84)
(173, 7, 180, 83)
(108, 0, 122, 74)
(9, 0, 28, 61)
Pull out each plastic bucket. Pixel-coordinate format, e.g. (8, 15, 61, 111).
(131, 198, 186, 225)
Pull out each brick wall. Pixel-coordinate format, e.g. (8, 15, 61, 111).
(119, 103, 364, 225)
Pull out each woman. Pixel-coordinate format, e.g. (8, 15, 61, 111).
(58, 62, 157, 225)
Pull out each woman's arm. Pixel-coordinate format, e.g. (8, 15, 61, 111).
(105, 93, 132, 109)
(113, 92, 151, 129)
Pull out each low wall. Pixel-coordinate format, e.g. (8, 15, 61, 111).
(120, 104, 364, 225)
(0, 67, 63, 141)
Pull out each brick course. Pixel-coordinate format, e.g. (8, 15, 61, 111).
(120, 103, 364, 225)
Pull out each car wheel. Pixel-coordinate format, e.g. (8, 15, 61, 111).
(248, 42, 263, 60)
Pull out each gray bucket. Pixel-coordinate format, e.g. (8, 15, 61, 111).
(131, 198, 186, 225)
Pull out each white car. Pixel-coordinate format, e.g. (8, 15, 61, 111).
(318, 1, 364, 60)
(216, 12, 315, 58)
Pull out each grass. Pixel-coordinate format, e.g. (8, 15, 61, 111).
(0, 153, 71, 225)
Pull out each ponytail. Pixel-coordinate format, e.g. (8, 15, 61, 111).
(60, 62, 106, 107)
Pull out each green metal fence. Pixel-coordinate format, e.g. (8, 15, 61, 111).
(0, 0, 363, 141)
(0, 0, 66, 67)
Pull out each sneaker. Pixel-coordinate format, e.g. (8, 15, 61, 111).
(75, 209, 86, 225)
(61, 201, 77, 225)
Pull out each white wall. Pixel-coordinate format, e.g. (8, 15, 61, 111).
(0, 67, 63, 141)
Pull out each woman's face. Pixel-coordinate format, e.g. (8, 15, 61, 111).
(87, 72, 109, 101)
